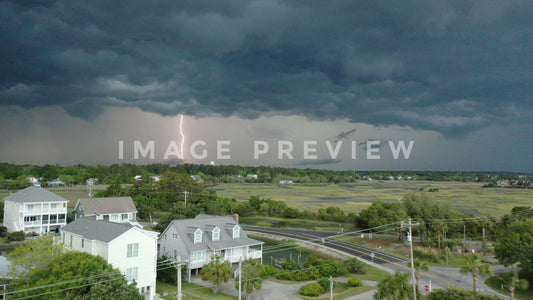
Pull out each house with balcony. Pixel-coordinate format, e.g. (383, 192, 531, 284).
(3, 186, 68, 234)
(158, 214, 263, 281)
(72, 197, 139, 226)
(61, 218, 158, 300)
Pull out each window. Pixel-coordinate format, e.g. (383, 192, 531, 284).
(127, 243, 139, 258)
(81, 238, 84, 248)
(51, 203, 57, 209)
(69, 235, 73, 247)
(233, 226, 240, 239)
(172, 233, 178, 239)
(122, 213, 128, 220)
(192, 251, 206, 262)
(174, 250, 178, 258)
(212, 227, 220, 241)
(194, 229, 202, 244)
(27, 204, 33, 211)
(126, 267, 138, 282)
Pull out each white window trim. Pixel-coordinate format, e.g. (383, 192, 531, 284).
(127, 243, 139, 258)
(212, 227, 220, 241)
(233, 225, 240, 239)
(194, 228, 202, 244)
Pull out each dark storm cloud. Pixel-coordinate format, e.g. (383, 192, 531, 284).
(1, 0, 532, 135)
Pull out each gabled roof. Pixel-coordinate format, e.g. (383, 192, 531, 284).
(76, 197, 137, 215)
(4, 186, 68, 203)
(160, 215, 263, 255)
(61, 218, 135, 243)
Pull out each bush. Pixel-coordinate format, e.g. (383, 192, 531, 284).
(7, 231, 25, 242)
(343, 258, 367, 274)
(347, 278, 363, 287)
(281, 259, 300, 271)
(262, 265, 278, 277)
(0, 226, 7, 238)
(317, 277, 331, 291)
(299, 282, 325, 297)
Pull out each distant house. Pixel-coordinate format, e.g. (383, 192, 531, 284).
(72, 197, 138, 226)
(190, 175, 204, 183)
(158, 214, 263, 281)
(279, 179, 294, 184)
(246, 174, 258, 180)
(3, 186, 68, 234)
(47, 178, 66, 186)
(61, 218, 158, 299)
(25, 176, 41, 187)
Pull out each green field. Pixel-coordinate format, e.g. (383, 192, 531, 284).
(214, 181, 533, 216)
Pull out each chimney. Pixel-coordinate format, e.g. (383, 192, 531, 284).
(232, 214, 239, 224)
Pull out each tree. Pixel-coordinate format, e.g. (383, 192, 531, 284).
(235, 259, 265, 300)
(407, 259, 429, 291)
(374, 271, 412, 300)
(8, 233, 65, 278)
(11, 251, 142, 299)
(201, 254, 233, 294)
(459, 254, 492, 292)
(498, 271, 529, 300)
(494, 217, 533, 274)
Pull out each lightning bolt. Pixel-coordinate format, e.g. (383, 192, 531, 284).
(179, 114, 185, 160)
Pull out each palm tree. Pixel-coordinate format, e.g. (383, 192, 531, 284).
(201, 254, 233, 294)
(235, 259, 265, 300)
(459, 254, 492, 292)
(374, 271, 412, 300)
(408, 259, 429, 291)
(499, 271, 529, 300)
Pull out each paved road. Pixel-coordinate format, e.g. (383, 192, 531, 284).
(244, 226, 509, 299)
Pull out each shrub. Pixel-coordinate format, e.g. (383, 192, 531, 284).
(262, 265, 278, 277)
(7, 231, 25, 242)
(299, 282, 325, 297)
(347, 278, 363, 287)
(343, 258, 367, 274)
(282, 259, 300, 271)
(317, 277, 331, 291)
(0, 226, 7, 238)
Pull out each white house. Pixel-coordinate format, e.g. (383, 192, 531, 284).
(158, 214, 263, 281)
(71, 197, 138, 225)
(61, 218, 158, 299)
(3, 186, 68, 234)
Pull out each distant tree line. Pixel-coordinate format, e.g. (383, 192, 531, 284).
(0, 162, 531, 189)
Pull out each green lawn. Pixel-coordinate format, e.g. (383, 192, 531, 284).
(156, 281, 238, 300)
(214, 181, 533, 216)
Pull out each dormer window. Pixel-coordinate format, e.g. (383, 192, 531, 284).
(233, 225, 240, 239)
(212, 227, 220, 241)
(194, 228, 202, 244)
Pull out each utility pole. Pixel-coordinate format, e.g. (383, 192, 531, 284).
(329, 276, 333, 300)
(177, 262, 182, 300)
(408, 219, 418, 300)
(182, 191, 190, 207)
(463, 224, 466, 253)
(482, 225, 486, 256)
(238, 258, 242, 300)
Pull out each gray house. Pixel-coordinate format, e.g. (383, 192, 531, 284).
(158, 214, 263, 281)
(72, 197, 138, 225)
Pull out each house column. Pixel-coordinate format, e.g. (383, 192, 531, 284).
(260, 243, 263, 264)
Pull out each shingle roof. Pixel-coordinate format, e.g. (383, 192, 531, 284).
(4, 186, 68, 203)
(162, 215, 263, 256)
(77, 197, 137, 215)
(61, 218, 134, 243)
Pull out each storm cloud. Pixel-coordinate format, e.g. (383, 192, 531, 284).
(1, 0, 532, 135)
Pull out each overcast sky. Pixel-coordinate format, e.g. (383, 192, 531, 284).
(1, 0, 532, 171)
